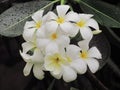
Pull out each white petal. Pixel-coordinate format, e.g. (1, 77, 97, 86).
(78, 39, 90, 51)
(47, 11, 57, 20)
(36, 38, 50, 49)
(92, 30, 102, 35)
(19, 50, 31, 62)
(23, 62, 33, 76)
(70, 59, 87, 74)
(62, 66, 77, 82)
(86, 19, 99, 30)
(57, 5, 70, 17)
(45, 43, 59, 54)
(36, 26, 46, 38)
(56, 35, 70, 48)
(86, 58, 99, 73)
(33, 64, 44, 80)
(23, 28, 36, 42)
(80, 27, 93, 40)
(22, 42, 35, 53)
(65, 11, 79, 22)
(66, 45, 80, 59)
(88, 47, 102, 59)
(79, 14, 93, 21)
(60, 22, 77, 36)
(24, 21, 36, 29)
(50, 71, 62, 79)
(31, 48, 44, 63)
(45, 21, 58, 33)
(32, 10, 44, 22)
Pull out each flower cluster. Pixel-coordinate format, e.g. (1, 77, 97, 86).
(20, 5, 102, 82)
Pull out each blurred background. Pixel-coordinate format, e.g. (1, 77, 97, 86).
(0, 0, 120, 90)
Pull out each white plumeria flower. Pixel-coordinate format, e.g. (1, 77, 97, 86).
(20, 42, 45, 80)
(36, 26, 70, 52)
(46, 5, 79, 37)
(44, 45, 77, 82)
(73, 14, 101, 39)
(78, 39, 102, 73)
(23, 10, 47, 42)
(44, 44, 87, 82)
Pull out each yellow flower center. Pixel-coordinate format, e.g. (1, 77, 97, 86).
(50, 33, 58, 40)
(48, 53, 66, 68)
(80, 50, 88, 59)
(35, 21, 42, 29)
(56, 17, 65, 24)
(76, 20, 85, 27)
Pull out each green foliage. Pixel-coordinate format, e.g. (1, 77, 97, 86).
(0, 0, 52, 37)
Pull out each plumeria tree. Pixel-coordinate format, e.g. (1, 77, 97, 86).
(0, 0, 120, 90)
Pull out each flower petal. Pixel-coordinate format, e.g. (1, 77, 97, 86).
(22, 42, 35, 53)
(31, 48, 44, 63)
(32, 10, 44, 22)
(56, 35, 70, 48)
(70, 59, 87, 74)
(86, 58, 99, 73)
(88, 47, 102, 59)
(33, 64, 44, 80)
(47, 11, 57, 20)
(45, 21, 58, 33)
(23, 28, 36, 42)
(66, 45, 80, 59)
(19, 50, 31, 62)
(79, 14, 93, 21)
(45, 42, 59, 54)
(50, 71, 62, 79)
(36, 26, 46, 38)
(60, 22, 77, 37)
(86, 19, 99, 30)
(80, 27, 93, 40)
(23, 62, 33, 76)
(57, 5, 70, 17)
(36, 38, 50, 49)
(62, 66, 77, 82)
(78, 39, 90, 51)
(24, 21, 36, 29)
(65, 11, 79, 22)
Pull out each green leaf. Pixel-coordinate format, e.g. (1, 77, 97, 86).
(0, 0, 53, 37)
(79, 0, 120, 28)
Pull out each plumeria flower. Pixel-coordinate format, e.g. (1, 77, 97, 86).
(36, 26, 70, 52)
(20, 41, 45, 80)
(46, 5, 79, 37)
(78, 39, 102, 73)
(44, 44, 87, 82)
(23, 10, 47, 42)
(73, 14, 101, 39)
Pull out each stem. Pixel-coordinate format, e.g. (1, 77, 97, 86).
(61, 0, 65, 5)
(85, 70, 109, 90)
(47, 79, 56, 90)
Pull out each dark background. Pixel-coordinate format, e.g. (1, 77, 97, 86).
(0, 0, 120, 90)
